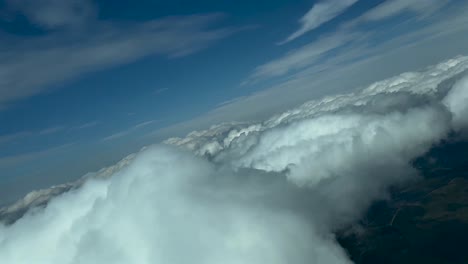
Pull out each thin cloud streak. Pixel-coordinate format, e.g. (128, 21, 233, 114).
(154, 88, 169, 95)
(103, 120, 159, 141)
(280, 0, 358, 44)
(249, 0, 457, 84)
(249, 32, 357, 82)
(74, 121, 100, 130)
(39, 126, 65, 135)
(359, 0, 446, 22)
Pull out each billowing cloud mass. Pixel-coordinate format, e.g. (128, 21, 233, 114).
(281, 0, 358, 44)
(1, 55, 468, 263)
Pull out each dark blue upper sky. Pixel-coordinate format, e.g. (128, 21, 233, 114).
(1, 0, 468, 204)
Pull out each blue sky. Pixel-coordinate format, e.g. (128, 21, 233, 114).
(1, 0, 468, 204)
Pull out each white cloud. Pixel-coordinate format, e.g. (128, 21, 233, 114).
(0, 146, 352, 264)
(281, 0, 358, 44)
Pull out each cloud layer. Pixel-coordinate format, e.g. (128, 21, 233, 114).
(1, 55, 468, 263)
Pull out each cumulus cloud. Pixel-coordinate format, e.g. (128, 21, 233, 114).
(2, 56, 468, 263)
(0, 146, 352, 264)
(281, 0, 358, 44)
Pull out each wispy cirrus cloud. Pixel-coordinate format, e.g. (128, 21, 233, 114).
(0, 0, 237, 110)
(103, 120, 159, 141)
(154, 88, 169, 95)
(73, 121, 100, 130)
(247, 32, 356, 82)
(358, 0, 447, 22)
(248, 0, 455, 84)
(39, 126, 65, 135)
(280, 0, 358, 44)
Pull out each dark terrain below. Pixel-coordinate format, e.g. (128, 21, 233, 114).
(338, 139, 468, 264)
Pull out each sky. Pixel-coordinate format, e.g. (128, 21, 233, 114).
(1, 0, 468, 204)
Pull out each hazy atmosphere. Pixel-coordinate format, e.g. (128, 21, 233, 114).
(1, 0, 468, 263)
